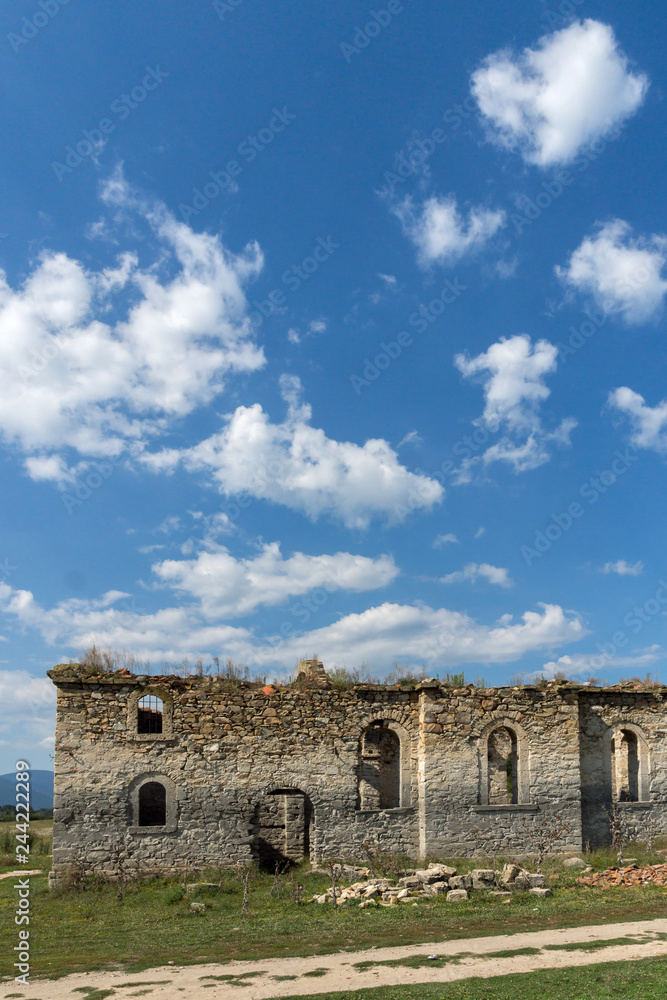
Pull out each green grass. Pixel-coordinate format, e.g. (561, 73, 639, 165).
(200, 971, 266, 982)
(2, 848, 667, 981)
(302, 967, 330, 977)
(543, 932, 667, 953)
(278, 955, 667, 999)
(354, 954, 474, 971)
(0, 819, 53, 869)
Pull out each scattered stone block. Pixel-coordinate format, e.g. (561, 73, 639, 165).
(423, 880, 449, 894)
(528, 887, 552, 898)
(447, 889, 469, 902)
(471, 868, 496, 890)
(449, 874, 472, 891)
(563, 857, 586, 868)
(500, 863, 521, 884)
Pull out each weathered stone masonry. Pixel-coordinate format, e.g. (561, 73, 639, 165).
(47, 660, 667, 879)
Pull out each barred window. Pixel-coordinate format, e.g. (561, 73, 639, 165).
(137, 695, 163, 734)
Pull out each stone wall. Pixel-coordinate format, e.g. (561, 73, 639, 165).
(46, 664, 667, 879)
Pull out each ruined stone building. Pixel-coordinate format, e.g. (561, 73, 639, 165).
(47, 658, 667, 880)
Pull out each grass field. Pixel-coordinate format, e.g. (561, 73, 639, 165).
(275, 955, 667, 999)
(1, 843, 667, 980)
(0, 819, 52, 867)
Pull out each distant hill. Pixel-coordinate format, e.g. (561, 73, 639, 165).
(0, 770, 54, 810)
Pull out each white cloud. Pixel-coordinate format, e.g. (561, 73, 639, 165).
(397, 430, 422, 448)
(540, 645, 662, 680)
(146, 375, 444, 528)
(474, 526, 486, 539)
(0, 580, 585, 674)
(287, 318, 327, 345)
(455, 334, 576, 472)
(152, 542, 399, 618)
(434, 533, 458, 547)
(156, 515, 181, 536)
(0, 669, 57, 713)
(556, 220, 667, 324)
(394, 195, 506, 267)
(0, 170, 264, 481)
(378, 273, 397, 286)
(471, 19, 648, 166)
(270, 601, 583, 671)
(608, 387, 667, 454)
(441, 562, 512, 587)
(601, 560, 644, 577)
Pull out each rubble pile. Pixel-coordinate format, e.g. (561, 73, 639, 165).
(310, 862, 553, 905)
(577, 863, 667, 888)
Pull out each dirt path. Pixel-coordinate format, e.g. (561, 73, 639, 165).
(7, 917, 667, 999)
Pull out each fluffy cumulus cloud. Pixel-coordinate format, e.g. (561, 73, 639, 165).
(556, 220, 667, 324)
(0, 580, 585, 674)
(608, 387, 667, 454)
(540, 645, 662, 681)
(152, 543, 399, 618)
(145, 376, 444, 528)
(471, 19, 648, 166)
(455, 334, 576, 472)
(0, 170, 264, 482)
(434, 533, 458, 547)
(0, 669, 58, 761)
(393, 195, 505, 267)
(601, 560, 644, 577)
(441, 563, 512, 587)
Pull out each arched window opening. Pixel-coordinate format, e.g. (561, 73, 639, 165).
(359, 722, 400, 809)
(138, 781, 166, 826)
(612, 730, 639, 802)
(488, 727, 518, 805)
(137, 694, 163, 734)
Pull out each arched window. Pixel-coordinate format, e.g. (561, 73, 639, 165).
(478, 721, 528, 806)
(137, 695, 163, 734)
(138, 781, 167, 826)
(488, 726, 518, 805)
(359, 722, 401, 809)
(611, 729, 640, 801)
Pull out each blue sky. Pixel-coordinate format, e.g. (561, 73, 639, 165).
(1, 0, 666, 772)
